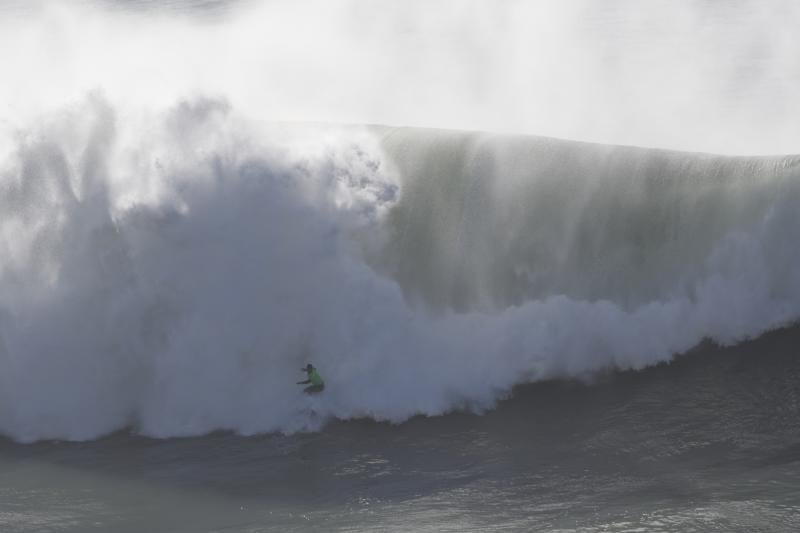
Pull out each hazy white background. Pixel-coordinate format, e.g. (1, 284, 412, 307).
(1, 0, 798, 154)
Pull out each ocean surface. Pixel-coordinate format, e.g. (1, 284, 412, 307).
(1, 0, 800, 531)
(2, 327, 800, 531)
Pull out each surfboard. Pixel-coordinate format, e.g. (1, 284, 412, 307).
(304, 393, 321, 417)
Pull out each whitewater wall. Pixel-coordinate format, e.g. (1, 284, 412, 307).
(1, 98, 799, 442)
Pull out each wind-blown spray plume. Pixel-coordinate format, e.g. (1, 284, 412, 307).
(1, 0, 799, 153)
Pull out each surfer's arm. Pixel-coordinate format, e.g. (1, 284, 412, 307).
(297, 379, 311, 384)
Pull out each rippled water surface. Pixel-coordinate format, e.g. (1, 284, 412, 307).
(2, 328, 799, 532)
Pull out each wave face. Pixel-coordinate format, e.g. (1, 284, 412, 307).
(0, 96, 799, 442)
(376, 128, 800, 312)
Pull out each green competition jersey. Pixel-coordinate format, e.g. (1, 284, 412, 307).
(308, 369, 324, 386)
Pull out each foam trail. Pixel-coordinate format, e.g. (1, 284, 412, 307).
(1, 96, 799, 442)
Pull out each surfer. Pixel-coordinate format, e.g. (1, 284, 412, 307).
(297, 363, 325, 394)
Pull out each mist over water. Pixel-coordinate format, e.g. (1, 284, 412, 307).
(2, 0, 799, 153)
(0, 0, 799, 443)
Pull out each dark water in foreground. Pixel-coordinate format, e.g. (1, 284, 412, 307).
(2, 326, 800, 532)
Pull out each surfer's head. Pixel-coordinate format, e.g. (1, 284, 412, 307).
(305, 363, 314, 371)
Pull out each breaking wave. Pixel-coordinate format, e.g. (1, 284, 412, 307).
(0, 95, 799, 442)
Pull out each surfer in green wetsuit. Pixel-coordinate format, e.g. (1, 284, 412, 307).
(297, 363, 325, 394)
